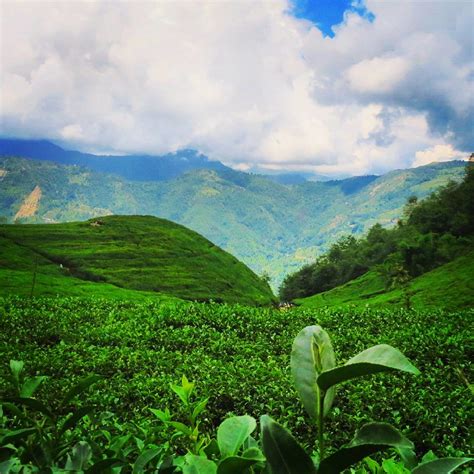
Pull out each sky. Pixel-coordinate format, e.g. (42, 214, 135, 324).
(1, 0, 472, 176)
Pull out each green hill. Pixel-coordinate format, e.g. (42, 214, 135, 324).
(280, 160, 473, 301)
(0, 215, 275, 305)
(0, 155, 466, 286)
(0, 235, 177, 302)
(295, 251, 474, 311)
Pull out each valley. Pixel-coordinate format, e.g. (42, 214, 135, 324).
(0, 156, 472, 473)
(0, 144, 466, 286)
(1, 1, 473, 471)
(296, 251, 474, 310)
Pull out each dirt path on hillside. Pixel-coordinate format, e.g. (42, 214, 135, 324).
(14, 185, 42, 220)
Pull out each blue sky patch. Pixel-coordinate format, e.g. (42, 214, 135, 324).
(290, 0, 375, 37)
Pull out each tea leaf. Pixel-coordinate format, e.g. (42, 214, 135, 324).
(62, 375, 101, 406)
(411, 457, 473, 473)
(9, 360, 24, 383)
(192, 397, 209, 424)
(217, 455, 260, 474)
(183, 454, 217, 474)
(318, 422, 414, 474)
(242, 447, 265, 462)
(317, 344, 419, 391)
(65, 441, 92, 471)
(260, 415, 316, 474)
(20, 376, 47, 398)
(132, 447, 162, 473)
(150, 408, 172, 423)
(85, 458, 124, 473)
(0, 427, 36, 445)
(217, 415, 256, 458)
(1, 397, 54, 420)
(291, 325, 336, 420)
(60, 405, 95, 435)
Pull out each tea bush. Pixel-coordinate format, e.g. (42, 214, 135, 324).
(0, 297, 471, 459)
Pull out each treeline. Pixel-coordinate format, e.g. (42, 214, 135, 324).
(279, 160, 474, 301)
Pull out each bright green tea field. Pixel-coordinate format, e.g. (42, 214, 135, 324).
(295, 252, 474, 311)
(0, 216, 275, 306)
(0, 296, 471, 461)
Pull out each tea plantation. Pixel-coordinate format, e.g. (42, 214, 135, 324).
(0, 216, 275, 306)
(0, 296, 471, 469)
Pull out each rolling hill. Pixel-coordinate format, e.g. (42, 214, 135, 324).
(0, 153, 466, 285)
(295, 251, 474, 311)
(0, 234, 178, 302)
(0, 215, 275, 305)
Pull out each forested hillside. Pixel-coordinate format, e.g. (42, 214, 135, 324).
(280, 161, 474, 301)
(0, 154, 466, 285)
(296, 252, 474, 310)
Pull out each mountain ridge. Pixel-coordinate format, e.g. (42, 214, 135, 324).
(0, 151, 466, 285)
(0, 138, 230, 182)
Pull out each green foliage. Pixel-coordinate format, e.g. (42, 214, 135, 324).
(151, 375, 210, 455)
(290, 325, 420, 469)
(316, 345, 420, 392)
(297, 251, 474, 310)
(0, 156, 466, 286)
(408, 162, 474, 237)
(0, 215, 275, 306)
(319, 423, 414, 474)
(0, 362, 103, 471)
(280, 162, 474, 301)
(291, 325, 336, 420)
(217, 416, 256, 458)
(0, 297, 471, 463)
(260, 415, 316, 473)
(1, 323, 471, 473)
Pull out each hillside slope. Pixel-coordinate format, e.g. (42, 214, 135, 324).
(295, 251, 474, 311)
(0, 155, 466, 284)
(0, 216, 275, 305)
(0, 235, 178, 302)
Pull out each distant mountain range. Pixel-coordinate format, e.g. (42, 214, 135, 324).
(0, 138, 466, 286)
(0, 138, 229, 181)
(0, 138, 332, 183)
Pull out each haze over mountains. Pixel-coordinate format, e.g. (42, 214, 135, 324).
(0, 138, 466, 286)
(0, 139, 230, 182)
(0, 139, 328, 184)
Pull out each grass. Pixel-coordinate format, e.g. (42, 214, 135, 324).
(296, 251, 474, 310)
(0, 215, 275, 305)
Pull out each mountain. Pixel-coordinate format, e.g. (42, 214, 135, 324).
(279, 159, 473, 300)
(0, 215, 275, 305)
(262, 173, 309, 185)
(294, 251, 474, 311)
(248, 166, 332, 183)
(0, 153, 466, 286)
(0, 138, 229, 181)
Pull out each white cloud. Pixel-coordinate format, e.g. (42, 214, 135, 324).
(413, 144, 467, 167)
(346, 57, 410, 94)
(0, 0, 472, 176)
(60, 124, 84, 140)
